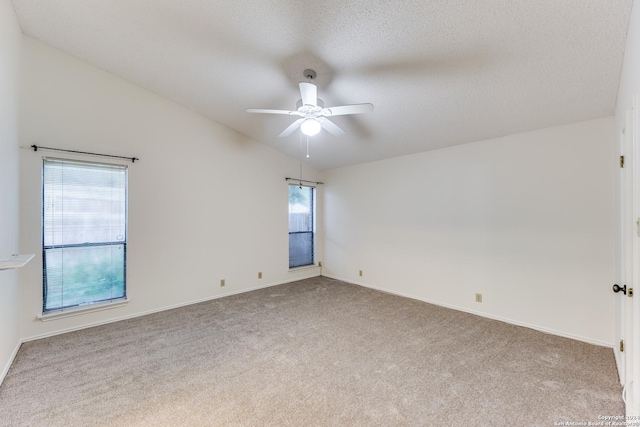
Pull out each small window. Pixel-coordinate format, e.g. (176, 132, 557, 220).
(288, 184, 315, 268)
(42, 158, 127, 313)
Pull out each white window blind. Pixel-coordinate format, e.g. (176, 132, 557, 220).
(42, 158, 127, 313)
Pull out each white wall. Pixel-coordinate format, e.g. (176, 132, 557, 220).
(323, 117, 616, 346)
(18, 36, 322, 340)
(0, 0, 23, 383)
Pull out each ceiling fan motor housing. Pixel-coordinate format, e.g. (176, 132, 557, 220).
(296, 98, 324, 109)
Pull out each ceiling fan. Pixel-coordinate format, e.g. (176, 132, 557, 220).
(247, 69, 374, 137)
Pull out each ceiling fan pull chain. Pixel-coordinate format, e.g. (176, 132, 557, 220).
(299, 159, 303, 188)
(298, 132, 304, 187)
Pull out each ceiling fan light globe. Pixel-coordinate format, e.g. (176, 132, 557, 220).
(301, 119, 321, 136)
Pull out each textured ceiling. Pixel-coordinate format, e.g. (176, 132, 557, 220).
(11, 0, 634, 170)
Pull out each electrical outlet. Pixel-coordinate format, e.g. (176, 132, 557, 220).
(258, 272, 262, 279)
(220, 279, 225, 287)
(475, 293, 482, 303)
(359, 270, 363, 277)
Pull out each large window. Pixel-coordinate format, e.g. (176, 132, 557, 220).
(288, 184, 315, 268)
(42, 158, 127, 313)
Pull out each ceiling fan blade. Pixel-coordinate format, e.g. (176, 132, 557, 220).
(320, 103, 374, 116)
(279, 118, 305, 137)
(247, 108, 298, 115)
(299, 82, 317, 107)
(319, 118, 345, 136)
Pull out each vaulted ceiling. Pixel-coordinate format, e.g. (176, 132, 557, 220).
(11, 0, 634, 170)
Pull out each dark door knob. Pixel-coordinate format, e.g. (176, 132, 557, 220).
(613, 284, 627, 295)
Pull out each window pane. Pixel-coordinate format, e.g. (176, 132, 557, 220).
(288, 186, 313, 232)
(289, 232, 313, 268)
(44, 160, 126, 246)
(44, 245, 126, 311)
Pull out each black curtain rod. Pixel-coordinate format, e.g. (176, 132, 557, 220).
(31, 145, 139, 163)
(285, 177, 324, 185)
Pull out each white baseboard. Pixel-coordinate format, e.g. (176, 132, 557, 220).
(1, 340, 22, 386)
(323, 274, 614, 349)
(21, 273, 321, 343)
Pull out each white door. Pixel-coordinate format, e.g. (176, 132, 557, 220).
(624, 97, 640, 416)
(631, 97, 640, 416)
(615, 120, 628, 384)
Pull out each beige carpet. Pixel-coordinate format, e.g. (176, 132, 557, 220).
(0, 276, 624, 426)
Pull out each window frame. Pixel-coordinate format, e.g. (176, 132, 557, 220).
(41, 157, 128, 314)
(288, 183, 316, 269)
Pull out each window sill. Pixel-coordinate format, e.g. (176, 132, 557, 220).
(38, 299, 129, 322)
(289, 264, 320, 272)
(0, 254, 34, 270)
